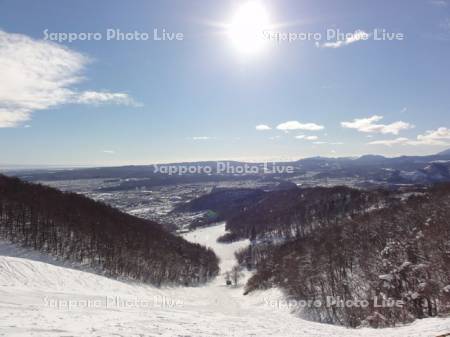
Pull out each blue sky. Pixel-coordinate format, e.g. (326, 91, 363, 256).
(0, 0, 450, 166)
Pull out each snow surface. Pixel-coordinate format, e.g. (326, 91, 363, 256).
(1, 223, 450, 336)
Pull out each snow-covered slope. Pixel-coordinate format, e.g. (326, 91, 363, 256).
(0, 240, 164, 297)
(1, 224, 449, 337)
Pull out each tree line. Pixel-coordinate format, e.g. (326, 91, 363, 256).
(238, 184, 450, 327)
(226, 186, 393, 241)
(0, 175, 219, 286)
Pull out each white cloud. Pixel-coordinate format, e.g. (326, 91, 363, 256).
(0, 109, 30, 128)
(415, 127, 450, 145)
(368, 127, 450, 146)
(0, 30, 138, 127)
(341, 115, 413, 135)
(295, 135, 318, 141)
(102, 150, 116, 154)
(318, 30, 370, 49)
(277, 121, 324, 132)
(255, 124, 271, 131)
(311, 140, 342, 145)
(368, 137, 410, 146)
(76, 91, 139, 106)
(190, 136, 214, 140)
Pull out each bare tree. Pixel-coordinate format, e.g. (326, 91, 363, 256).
(231, 265, 244, 286)
(240, 184, 450, 327)
(0, 175, 220, 287)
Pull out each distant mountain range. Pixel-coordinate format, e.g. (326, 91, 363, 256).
(5, 149, 450, 188)
(438, 148, 450, 156)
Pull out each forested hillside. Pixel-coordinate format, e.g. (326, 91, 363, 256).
(238, 184, 450, 327)
(223, 186, 393, 240)
(176, 187, 266, 227)
(0, 175, 219, 286)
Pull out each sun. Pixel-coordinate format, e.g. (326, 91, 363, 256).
(227, 1, 271, 55)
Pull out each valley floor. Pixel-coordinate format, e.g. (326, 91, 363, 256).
(0, 223, 449, 337)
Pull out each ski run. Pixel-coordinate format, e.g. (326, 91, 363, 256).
(1, 223, 449, 337)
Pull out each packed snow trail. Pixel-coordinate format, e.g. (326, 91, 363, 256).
(1, 223, 450, 337)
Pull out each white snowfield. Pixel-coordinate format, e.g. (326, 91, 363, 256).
(0, 223, 449, 337)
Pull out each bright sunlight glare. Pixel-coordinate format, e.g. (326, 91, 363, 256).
(227, 1, 271, 55)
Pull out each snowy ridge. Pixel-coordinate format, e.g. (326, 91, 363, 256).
(1, 224, 450, 336)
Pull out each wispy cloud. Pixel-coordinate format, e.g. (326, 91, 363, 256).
(368, 127, 450, 146)
(295, 135, 319, 140)
(341, 115, 413, 135)
(440, 18, 450, 31)
(430, 0, 448, 7)
(76, 91, 139, 106)
(0, 30, 139, 127)
(102, 150, 116, 154)
(296, 137, 343, 145)
(255, 124, 271, 131)
(190, 136, 215, 140)
(368, 137, 410, 146)
(422, 17, 450, 41)
(317, 30, 370, 49)
(277, 121, 324, 132)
